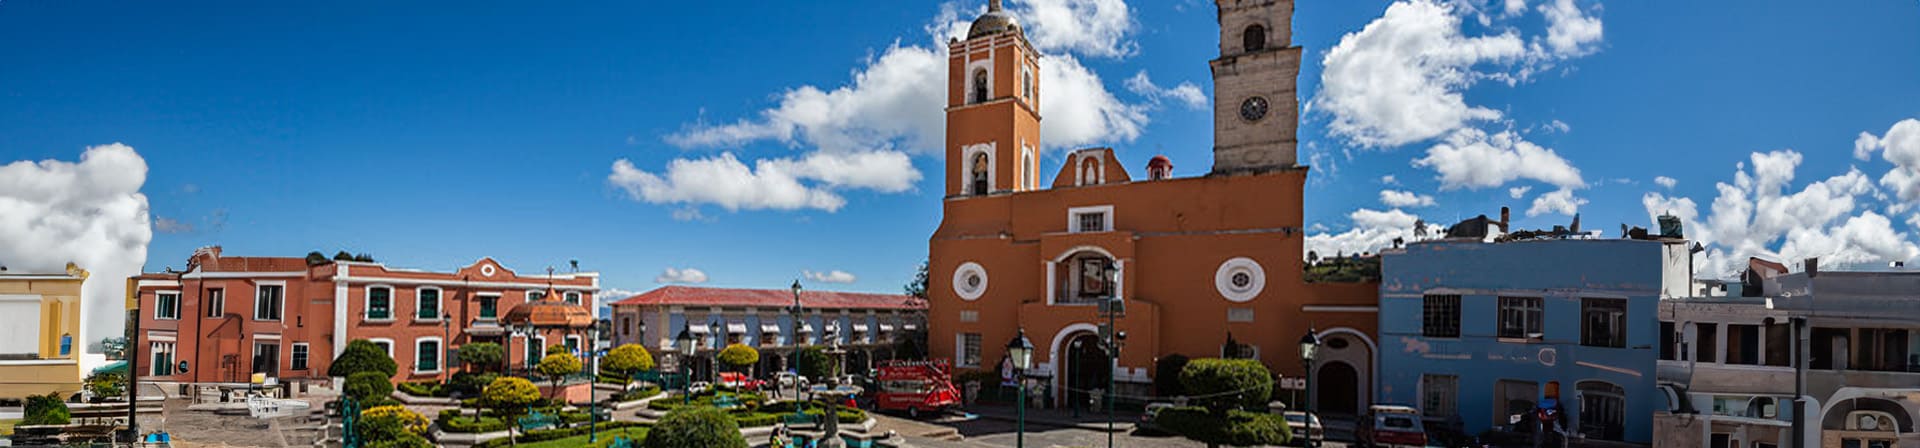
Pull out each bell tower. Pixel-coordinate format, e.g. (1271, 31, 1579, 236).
(946, 0, 1044, 197)
(1210, 0, 1302, 174)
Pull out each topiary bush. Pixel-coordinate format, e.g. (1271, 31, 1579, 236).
(395, 380, 446, 397)
(330, 339, 398, 378)
(602, 344, 655, 379)
(717, 343, 759, 372)
(22, 393, 70, 425)
(729, 411, 779, 427)
(1155, 406, 1291, 447)
(345, 371, 394, 403)
(449, 371, 500, 397)
(357, 404, 430, 443)
(644, 406, 746, 448)
(1178, 358, 1272, 414)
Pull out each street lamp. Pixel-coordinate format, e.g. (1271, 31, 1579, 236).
(1100, 263, 1122, 448)
(708, 320, 723, 382)
(441, 312, 453, 386)
(1299, 326, 1321, 440)
(789, 280, 805, 402)
(675, 327, 695, 405)
(1006, 328, 1034, 448)
(589, 319, 608, 443)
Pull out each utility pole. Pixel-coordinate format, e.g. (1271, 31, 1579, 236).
(1790, 316, 1806, 448)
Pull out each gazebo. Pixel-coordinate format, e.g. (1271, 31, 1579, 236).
(502, 281, 597, 401)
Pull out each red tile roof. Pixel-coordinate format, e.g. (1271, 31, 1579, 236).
(612, 286, 926, 310)
(199, 256, 311, 272)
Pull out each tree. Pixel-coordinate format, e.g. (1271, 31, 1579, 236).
(536, 352, 583, 396)
(643, 406, 747, 448)
(797, 346, 836, 380)
(481, 377, 541, 446)
(1153, 354, 1191, 398)
(345, 371, 394, 403)
(333, 251, 355, 261)
(717, 343, 759, 373)
(457, 342, 504, 372)
(891, 330, 928, 361)
(86, 370, 126, 399)
(306, 251, 328, 266)
(904, 259, 930, 299)
(602, 344, 655, 378)
(22, 392, 70, 425)
(357, 404, 431, 446)
(330, 339, 398, 378)
(1178, 358, 1272, 415)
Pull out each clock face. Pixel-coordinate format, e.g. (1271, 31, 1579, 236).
(1240, 96, 1268, 122)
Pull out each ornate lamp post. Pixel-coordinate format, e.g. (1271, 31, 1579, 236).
(1099, 263, 1124, 447)
(789, 280, 805, 401)
(1299, 327, 1321, 435)
(1006, 328, 1035, 448)
(441, 312, 453, 386)
(674, 327, 695, 405)
(589, 319, 608, 443)
(707, 320, 723, 382)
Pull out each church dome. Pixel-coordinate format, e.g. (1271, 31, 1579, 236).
(967, 0, 1019, 39)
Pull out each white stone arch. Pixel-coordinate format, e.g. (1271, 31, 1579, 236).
(1069, 151, 1107, 186)
(1045, 322, 1103, 406)
(1312, 327, 1377, 415)
(966, 58, 994, 104)
(1047, 246, 1123, 305)
(962, 143, 997, 195)
(1021, 146, 1036, 191)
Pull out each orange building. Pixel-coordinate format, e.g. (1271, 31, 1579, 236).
(928, 0, 1382, 413)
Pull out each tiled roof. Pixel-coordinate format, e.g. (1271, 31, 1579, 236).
(200, 257, 311, 272)
(612, 286, 926, 310)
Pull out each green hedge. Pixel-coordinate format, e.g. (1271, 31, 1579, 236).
(471, 421, 647, 448)
(1154, 406, 1290, 447)
(397, 381, 449, 397)
(801, 408, 867, 424)
(614, 385, 663, 402)
(436, 412, 509, 433)
(729, 411, 780, 427)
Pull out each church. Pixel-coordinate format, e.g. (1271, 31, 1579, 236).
(927, 0, 1383, 414)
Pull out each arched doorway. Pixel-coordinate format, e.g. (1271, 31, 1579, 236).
(1064, 333, 1110, 412)
(1317, 361, 1360, 415)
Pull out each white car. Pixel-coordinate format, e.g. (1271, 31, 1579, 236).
(688, 381, 712, 395)
(776, 372, 809, 389)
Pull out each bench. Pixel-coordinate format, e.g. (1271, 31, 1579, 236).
(713, 395, 743, 410)
(517, 411, 558, 432)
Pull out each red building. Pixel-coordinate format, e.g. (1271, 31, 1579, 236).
(132, 246, 598, 388)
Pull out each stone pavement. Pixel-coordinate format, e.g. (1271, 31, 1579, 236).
(959, 404, 1138, 432)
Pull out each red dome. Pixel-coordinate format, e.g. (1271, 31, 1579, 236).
(1148, 155, 1173, 168)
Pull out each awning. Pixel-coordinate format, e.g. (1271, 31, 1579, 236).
(760, 324, 781, 334)
(727, 323, 748, 334)
(689, 325, 711, 334)
(879, 324, 896, 332)
(797, 323, 815, 333)
(852, 324, 870, 332)
(903, 324, 919, 331)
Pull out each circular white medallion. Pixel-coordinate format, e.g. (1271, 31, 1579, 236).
(481, 265, 497, 277)
(952, 262, 988, 301)
(1214, 257, 1265, 302)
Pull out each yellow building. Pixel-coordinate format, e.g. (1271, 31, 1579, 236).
(0, 263, 89, 399)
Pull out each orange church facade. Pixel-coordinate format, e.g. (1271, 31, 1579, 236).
(928, 0, 1382, 412)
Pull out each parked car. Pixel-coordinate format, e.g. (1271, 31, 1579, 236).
(688, 381, 712, 396)
(718, 372, 767, 391)
(1137, 402, 1177, 434)
(1283, 411, 1325, 447)
(1356, 405, 1428, 448)
(776, 372, 809, 390)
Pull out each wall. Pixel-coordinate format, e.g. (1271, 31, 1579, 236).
(1378, 239, 1668, 443)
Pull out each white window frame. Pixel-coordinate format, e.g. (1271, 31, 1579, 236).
(564, 291, 582, 306)
(365, 285, 396, 321)
(957, 332, 983, 368)
(253, 281, 286, 321)
(966, 59, 994, 104)
(1067, 205, 1115, 233)
(414, 337, 444, 374)
(962, 143, 997, 195)
(1021, 147, 1036, 191)
(524, 335, 548, 361)
(369, 338, 395, 358)
(527, 290, 546, 302)
(155, 291, 182, 320)
(476, 292, 502, 320)
(150, 341, 176, 376)
(291, 342, 310, 371)
(205, 288, 225, 318)
(565, 335, 584, 355)
(414, 286, 444, 322)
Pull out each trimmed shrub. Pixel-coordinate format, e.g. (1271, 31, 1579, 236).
(602, 344, 655, 378)
(345, 371, 394, 403)
(22, 393, 70, 425)
(1155, 406, 1290, 447)
(472, 421, 647, 448)
(800, 407, 868, 424)
(438, 414, 509, 433)
(614, 385, 662, 402)
(644, 407, 746, 448)
(396, 381, 446, 397)
(330, 339, 398, 378)
(729, 411, 779, 427)
(717, 344, 759, 371)
(1178, 358, 1272, 413)
(457, 342, 505, 371)
(449, 371, 499, 397)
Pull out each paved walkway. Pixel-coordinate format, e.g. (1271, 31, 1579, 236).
(959, 404, 1138, 432)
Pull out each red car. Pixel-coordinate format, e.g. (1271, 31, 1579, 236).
(1356, 405, 1428, 448)
(718, 372, 767, 391)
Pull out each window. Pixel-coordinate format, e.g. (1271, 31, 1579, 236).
(479, 296, 498, 319)
(1421, 374, 1459, 418)
(252, 342, 280, 377)
(155, 292, 180, 320)
(1578, 381, 1627, 441)
(1660, 321, 1677, 361)
(1728, 324, 1760, 365)
(1021, 67, 1033, 100)
(291, 343, 309, 371)
(150, 342, 176, 376)
(1021, 152, 1033, 191)
(1078, 212, 1106, 233)
(1497, 296, 1543, 339)
(1243, 24, 1267, 52)
(526, 336, 545, 362)
(1581, 298, 1627, 348)
(1492, 380, 1538, 426)
(528, 290, 547, 302)
(565, 335, 582, 354)
(367, 287, 393, 320)
(1422, 294, 1462, 338)
(1855, 328, 1911, 372)
(371, 339, 394, 357)
(417, 288, 441, 320)
(971, 153, 990, 195)
(1764, 322, 1791, 366)
(1077, 256, 1111, 299)
(416, 339, 441, 372)
(959, 333, 982, 367)
(621, 317, 632, 336)
(972, 69, 989, 103)
(254, 284, 284, 321)
(205, 288, 225, 318)
(564, 291, 582, 305)
(1696, 323, 1719, 362)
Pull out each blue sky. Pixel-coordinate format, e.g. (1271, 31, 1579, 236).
(4, 0, 1919, 309)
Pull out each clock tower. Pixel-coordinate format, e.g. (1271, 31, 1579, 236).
(1210, 0, 1302, 174)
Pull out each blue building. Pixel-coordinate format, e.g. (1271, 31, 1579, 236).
(1377, 237, 1690, 444)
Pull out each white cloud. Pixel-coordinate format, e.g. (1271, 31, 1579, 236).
(1647, 148, 1917, 278)
(1041, 53, 1149, 148)
(1317, 0, 1527, 147)
(665, 44, 948, 156)
(154, 217, 194, 234)
(1381, 174, 1399, 185)
(1536, 0, 1604, 57)
(1380, 189, 1437, 208)
(1125, 70, 1207, 110)
(1508, 185, 1532, 199)
(1866, 119, 1920, 201)
(596, 287, 641, 309)
(611, 153, 919, 213)
(1503, 0, 1527, 16)
(1413, 128, 1585, 190)
(654, 267, 709, 284)
(1305, 208, 1444, 257)
(803, 269, 859, 284)
(1654, 176, 1677, 189)
(1526, 188, 1587, 216)
(1855, 131, 1882, 161)
(1010, 0, 1137, 58)
(1543, 119, 1571, 134)
(0, 143, 152, 364)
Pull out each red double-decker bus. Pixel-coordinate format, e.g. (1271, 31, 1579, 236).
(874, 359, 960, 418)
